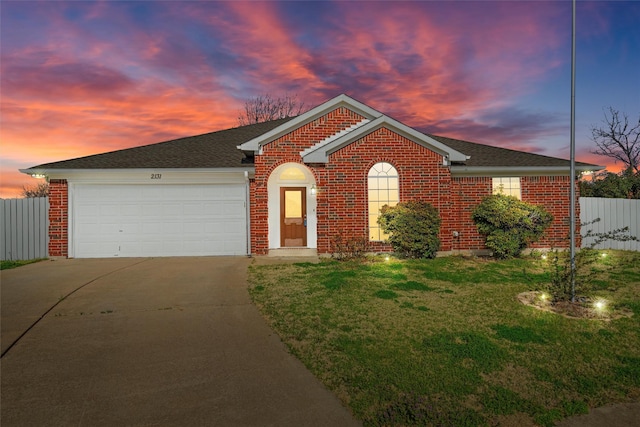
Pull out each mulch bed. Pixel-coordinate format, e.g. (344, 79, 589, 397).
(517, 291, 634, 321)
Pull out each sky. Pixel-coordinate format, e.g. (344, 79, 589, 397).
(1, 0, 639, 198)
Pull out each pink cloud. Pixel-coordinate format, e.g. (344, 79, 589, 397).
(2, 0, 617, 199)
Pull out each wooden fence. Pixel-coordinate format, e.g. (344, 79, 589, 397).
(1, 197, 49, 261)
(580, 197, 640, 251)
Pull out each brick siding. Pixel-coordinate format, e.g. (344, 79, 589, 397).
(251, 107, 365, 255)
(48, 179, 68, 257)
(45, 107, 578, 258)
(251, 107, 577, 255)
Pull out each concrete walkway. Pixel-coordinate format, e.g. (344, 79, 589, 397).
(1, 257, 360, 426)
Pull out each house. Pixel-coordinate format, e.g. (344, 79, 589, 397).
(21, 94, 601, 258)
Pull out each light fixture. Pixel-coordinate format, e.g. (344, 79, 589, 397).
(310, 184, 317, 195)
(541, 254, 548, 260)
(31, 173, 46, 179)
(593, 298, 607, 312)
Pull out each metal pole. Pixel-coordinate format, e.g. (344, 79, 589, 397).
(570, 0, 577, 302)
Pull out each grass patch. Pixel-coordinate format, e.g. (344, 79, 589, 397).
(374, 289, 398, 300)
(249, 252, 640, 426)
(492, 324, 547, 344)
(0, 258, 46, 270)
(392, 280, 434, 291)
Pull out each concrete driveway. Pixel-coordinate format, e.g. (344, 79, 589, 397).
(1, 257, 360, 426)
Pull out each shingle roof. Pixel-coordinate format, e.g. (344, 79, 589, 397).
(27, 118, 294, 170)
(25, 116, 599, 172)
(428, 134, 596, 168)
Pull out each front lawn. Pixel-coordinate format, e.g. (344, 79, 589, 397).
(248, 252, 640, 426)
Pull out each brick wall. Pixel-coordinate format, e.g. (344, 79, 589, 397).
(323, 127, 450, 253)
(449, 175, 578, 253)
(251, 107, 365, 254)
(251, 106, 578, 255)
(450, 177, 492, 252)
(523, 176, 579, 248)
(48, 179, 68, 257)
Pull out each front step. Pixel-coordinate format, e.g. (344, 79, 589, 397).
(268, 248, 318, 257)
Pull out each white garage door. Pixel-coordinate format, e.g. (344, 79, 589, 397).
(73, 184, 247, 258)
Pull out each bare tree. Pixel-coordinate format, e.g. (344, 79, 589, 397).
(591, 107, 640, 174)
(237, 94, 306, 126)
(21, 182, 49, 198)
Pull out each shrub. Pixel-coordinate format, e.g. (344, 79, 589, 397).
(544, 220, 638, 301)
(378, 201, 441, 259)
(472, 194, 553, 259)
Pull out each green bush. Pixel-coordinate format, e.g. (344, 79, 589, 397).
(472, 194, 553, 259)
(378, 201, 441, 259)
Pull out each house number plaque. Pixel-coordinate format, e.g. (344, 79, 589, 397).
(151, 174, 162, 179)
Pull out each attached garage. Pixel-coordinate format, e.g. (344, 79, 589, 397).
(71, 183, 248, 258)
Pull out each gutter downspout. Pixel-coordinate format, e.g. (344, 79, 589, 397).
(244, 170, 251, 257)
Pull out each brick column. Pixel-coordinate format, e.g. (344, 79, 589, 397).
(48, 179, 68, 257)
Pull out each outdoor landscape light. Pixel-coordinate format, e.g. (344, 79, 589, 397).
(541, 254, 548, 260)
(601, 253, 607, 258)
(593, 299, 607, 311)
(385, 256, 390, 262)
(539, 292, 550, 302)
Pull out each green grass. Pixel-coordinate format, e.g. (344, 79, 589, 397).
(249, 252, 640, 426)
(0, 258, 46, 270)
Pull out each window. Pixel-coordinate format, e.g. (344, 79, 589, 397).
(368, 162, 399, 241)
(279, 166, 306, 181)
(492, 177, 521, 199)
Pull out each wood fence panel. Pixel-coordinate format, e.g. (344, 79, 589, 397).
(0, 197, 49, 261)
(580, 197, 639, 251)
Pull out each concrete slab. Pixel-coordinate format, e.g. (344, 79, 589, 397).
(556, 401, 640, 427)
(1, 257, 360, 426)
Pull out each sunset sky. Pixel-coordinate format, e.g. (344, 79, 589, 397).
(1, 0, 639, 198)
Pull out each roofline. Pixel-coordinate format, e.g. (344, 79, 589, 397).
(450, 164, 605, 177)
(237, 94, 384, 153)
(301, 115, 469, 164)
(20, 167, 255, 177)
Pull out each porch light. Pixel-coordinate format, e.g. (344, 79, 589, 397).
(310, 184, 317, 196)
(31, 173, 46, 179)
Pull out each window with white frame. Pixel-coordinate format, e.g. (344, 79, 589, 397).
(492, 177, 521, 199)
(368, 162, 399, 241)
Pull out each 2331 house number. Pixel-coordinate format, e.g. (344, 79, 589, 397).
(151, 173, 162, 179)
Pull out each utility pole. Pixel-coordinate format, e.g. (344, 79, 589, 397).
(570, 0, 577, 302)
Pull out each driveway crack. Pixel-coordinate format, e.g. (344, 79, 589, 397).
(1, 258, 152, 359)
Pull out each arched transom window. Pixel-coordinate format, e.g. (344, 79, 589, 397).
(368, 162, 399, 241)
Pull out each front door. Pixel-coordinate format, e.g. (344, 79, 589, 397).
(280, 187, 307, 247)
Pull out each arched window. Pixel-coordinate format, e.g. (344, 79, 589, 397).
(279, 166, 306, 181)
(368, 162, 399, 241)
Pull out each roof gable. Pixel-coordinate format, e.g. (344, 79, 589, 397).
(237, 94, 383, 154)
(301, 115, 468, 164)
